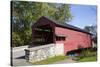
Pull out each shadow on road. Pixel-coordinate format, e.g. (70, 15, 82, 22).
(15, 56, 25, 59)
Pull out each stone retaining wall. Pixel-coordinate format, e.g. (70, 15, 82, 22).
(25, 43, 64, 62)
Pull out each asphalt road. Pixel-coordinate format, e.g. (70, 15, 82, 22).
(12, 46, 32, 66)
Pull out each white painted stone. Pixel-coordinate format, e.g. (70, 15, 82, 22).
(25, 43, 64, 62)
(55, 43, 64, 56)
(49, 45, 55, 57)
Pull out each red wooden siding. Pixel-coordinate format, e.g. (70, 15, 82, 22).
(55, 27, 92, 54)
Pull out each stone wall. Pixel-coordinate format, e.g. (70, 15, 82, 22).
(25, 43, 64, 62)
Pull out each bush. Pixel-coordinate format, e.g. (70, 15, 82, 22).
(78, 48, 97, 59)
(12, 31, 32, 47)
(12, 32, 24, 47)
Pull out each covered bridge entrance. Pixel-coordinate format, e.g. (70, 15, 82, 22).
(33, 25, 54, 46)
(32, 17, 56, 46)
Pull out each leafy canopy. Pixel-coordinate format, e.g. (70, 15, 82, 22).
(12, 1, 72, 47)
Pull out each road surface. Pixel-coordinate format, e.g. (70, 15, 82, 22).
(12, 45, 32, 66)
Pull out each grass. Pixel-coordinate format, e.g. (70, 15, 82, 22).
(78, 55, 97, 62)
(31, 55, 68, 65)
(76, 48, 97, 62)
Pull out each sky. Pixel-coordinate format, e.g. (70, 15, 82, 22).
(67, 4, 97, 29)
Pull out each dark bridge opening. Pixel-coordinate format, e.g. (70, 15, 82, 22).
(33, 25, 54, 46)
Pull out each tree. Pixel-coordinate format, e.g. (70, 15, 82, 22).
(84, 25, 97, 44)
(11, 1, 72, 47)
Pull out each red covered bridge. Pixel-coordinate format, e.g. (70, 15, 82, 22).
(31, 16, 92, 55)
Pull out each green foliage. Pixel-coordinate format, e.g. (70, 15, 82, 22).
(84, 25, 97, 35)
(78, 55, 97, 62)
(84, 25, 97, 44)
(77, 48, 97, 62)
(12, 32, 24, 47)
(11, 1, 72, 47)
